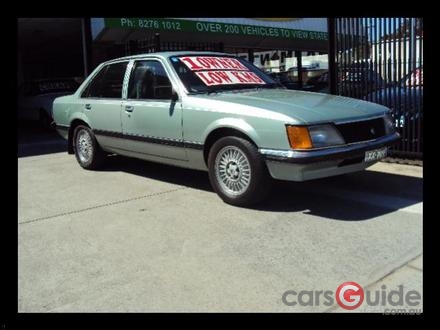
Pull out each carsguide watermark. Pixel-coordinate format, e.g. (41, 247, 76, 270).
(282, 281, 421, 313)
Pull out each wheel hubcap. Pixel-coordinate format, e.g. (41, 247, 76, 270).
(76, 130, 93, 163)
(215, 146, 251, 196)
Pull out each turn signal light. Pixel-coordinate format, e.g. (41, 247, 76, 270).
(286, 126, 313, 149)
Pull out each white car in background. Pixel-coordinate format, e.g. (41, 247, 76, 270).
(18, 78, 80, 128)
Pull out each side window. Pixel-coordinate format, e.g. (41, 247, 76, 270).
(81, 66, 107, 98)
(82, 62, 128, 98)
(127, 60, 173, 100)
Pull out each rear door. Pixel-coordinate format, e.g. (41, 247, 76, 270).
(80, 61, 129, 151)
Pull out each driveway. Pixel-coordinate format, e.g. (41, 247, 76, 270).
(18, 133, 423, 312)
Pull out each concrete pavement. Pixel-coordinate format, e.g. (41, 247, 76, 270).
(18, 149, 423, 312)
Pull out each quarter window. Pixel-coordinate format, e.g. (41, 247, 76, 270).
(82, 62, 128, 99)
(127, 61, 173, 100)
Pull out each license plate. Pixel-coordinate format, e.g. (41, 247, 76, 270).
(364, 147, 387, 162)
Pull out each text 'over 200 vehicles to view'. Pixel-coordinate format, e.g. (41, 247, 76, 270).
(53, 52, 400, 206)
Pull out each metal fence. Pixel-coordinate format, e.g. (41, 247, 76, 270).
(334, 18, 423, 159)
(124, 34, 224, 55)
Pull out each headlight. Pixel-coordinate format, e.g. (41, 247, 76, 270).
(286, 124, 345, 149)
(308, 124, 345, 148)
(384, 113, 395, 135)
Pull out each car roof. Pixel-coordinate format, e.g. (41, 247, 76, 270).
(104, 51, 233, 64)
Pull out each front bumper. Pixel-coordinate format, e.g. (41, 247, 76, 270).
(259, 132, 400, 181)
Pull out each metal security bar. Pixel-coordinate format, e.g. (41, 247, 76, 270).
(334, 18, 423, 159)
(125, 34, 224, 55)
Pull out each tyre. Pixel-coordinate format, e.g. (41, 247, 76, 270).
(73, 125, 105, 169)
(208, 136, 271, 206)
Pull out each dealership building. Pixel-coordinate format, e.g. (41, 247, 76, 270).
(18, 18, 329, 87)
(17, 17, 423, 159)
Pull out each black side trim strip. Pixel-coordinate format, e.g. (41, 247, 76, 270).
(52, 122, 69, 130)
(93, 129, 204, 150)
(184, 142, 204, 150)
(93, 129, 121, 139)
(55, 124, 69, 131)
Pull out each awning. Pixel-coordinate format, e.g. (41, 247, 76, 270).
(91, 18, 329, 52)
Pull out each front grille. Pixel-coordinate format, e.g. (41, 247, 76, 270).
(336, 117, 385, 144)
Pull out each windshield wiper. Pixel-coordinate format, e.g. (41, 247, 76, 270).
(207, 90, 220, 95)
(188, 90, 211, 95)
(259, 82, 284, 89)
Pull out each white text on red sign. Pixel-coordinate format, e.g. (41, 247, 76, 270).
(195, 70, 266, 86)
(180, 56, 249, 71)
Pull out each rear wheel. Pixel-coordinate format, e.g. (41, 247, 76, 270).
(73, 125, 105, 169)
(208, 136, 271, 206)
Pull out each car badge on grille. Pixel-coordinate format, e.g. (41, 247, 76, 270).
(370, 127, 376, 135)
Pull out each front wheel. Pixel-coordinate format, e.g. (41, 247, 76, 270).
(73, 125, 104, 170)
(208, 136, 271, 206)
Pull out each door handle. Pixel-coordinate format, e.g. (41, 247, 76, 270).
(84, 104, 91, 110)
(125, 105, 134, 112)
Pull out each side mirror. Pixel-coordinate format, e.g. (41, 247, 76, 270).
(171, 88, 179, 102)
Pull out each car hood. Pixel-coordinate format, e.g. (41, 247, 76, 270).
(195, 89, 389, 124)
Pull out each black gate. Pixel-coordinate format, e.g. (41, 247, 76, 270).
(333, 18, 423, 159)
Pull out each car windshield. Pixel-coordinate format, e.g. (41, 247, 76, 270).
(35, 80, 79, 94)
(169, 54, 281, 93)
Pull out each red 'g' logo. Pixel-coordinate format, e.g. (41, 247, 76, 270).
(336, 282, 364, 310)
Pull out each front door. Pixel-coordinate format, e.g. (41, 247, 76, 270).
(121, 59, 185, 160)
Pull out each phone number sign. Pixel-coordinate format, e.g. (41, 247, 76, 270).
(104, 18, 328, 41)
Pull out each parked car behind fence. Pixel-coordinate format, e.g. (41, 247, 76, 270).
(364, 67, 423, 155)
(339, 63, 386, 99)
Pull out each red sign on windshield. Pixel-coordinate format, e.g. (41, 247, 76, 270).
(195, 70, 265, 86)
(180, 56, 266, 86)
(180, 56, 248, 71)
